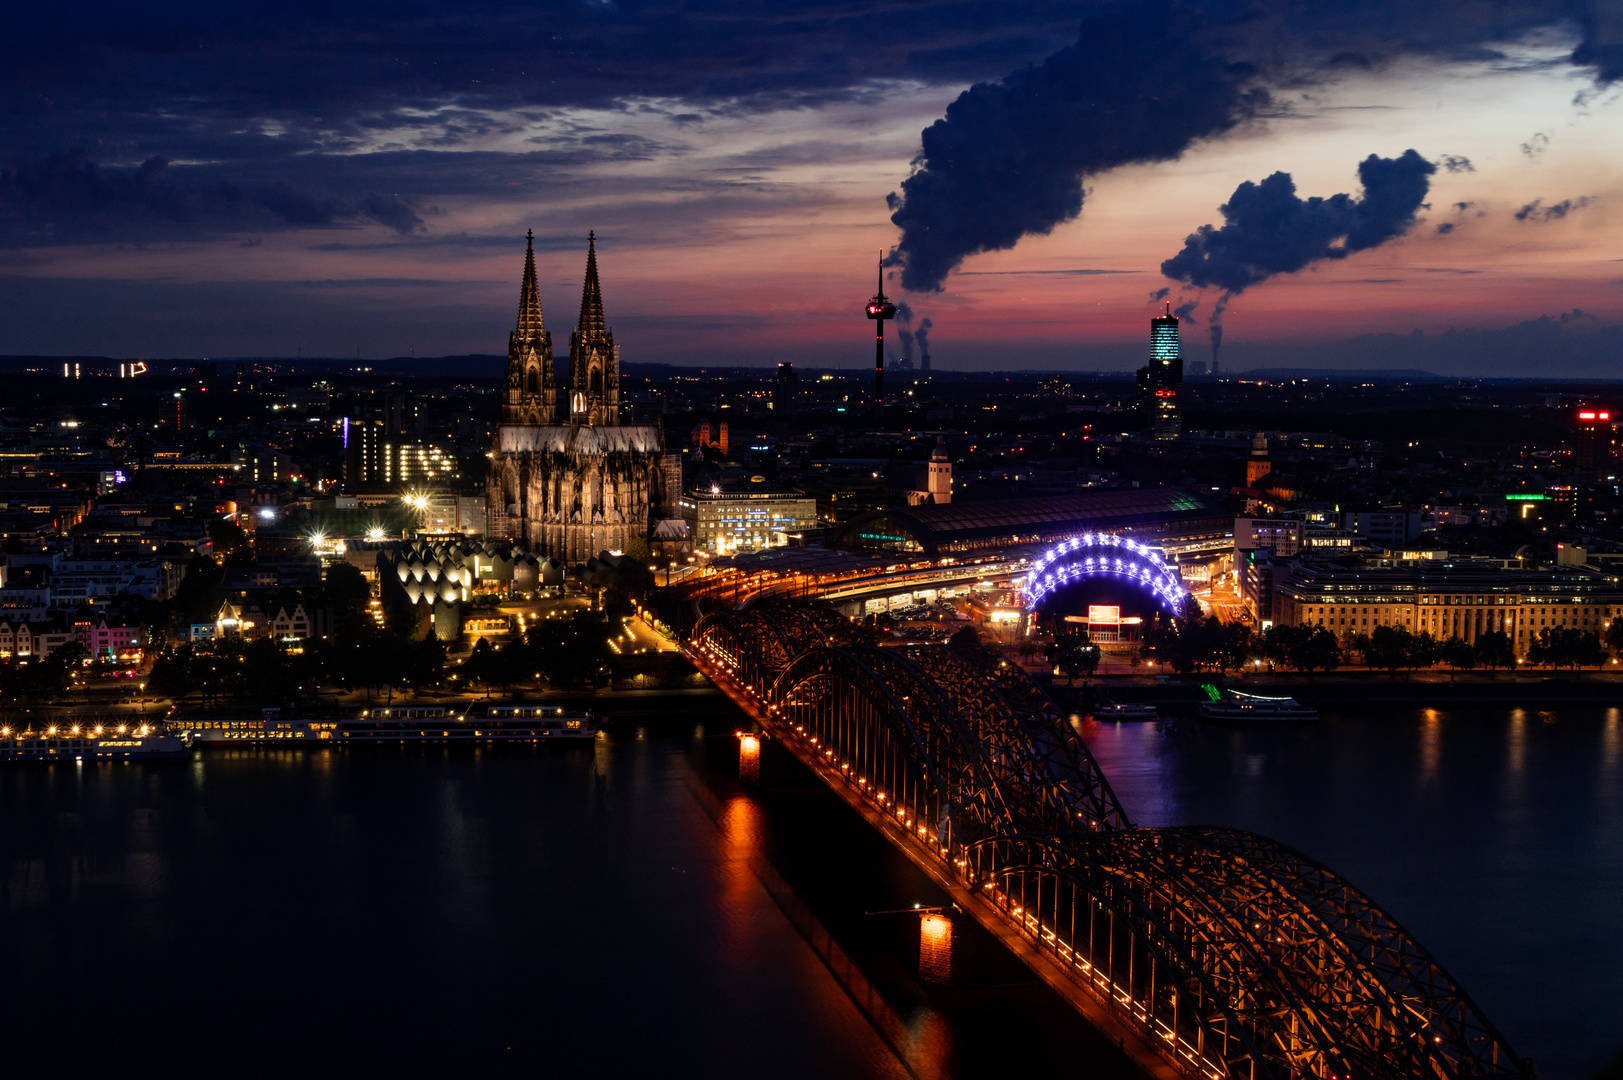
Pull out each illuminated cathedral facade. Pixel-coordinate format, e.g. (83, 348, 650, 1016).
(486, 232, 676, 563)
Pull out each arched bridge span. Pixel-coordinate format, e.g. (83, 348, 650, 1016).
(688, 605, 1525, 1080)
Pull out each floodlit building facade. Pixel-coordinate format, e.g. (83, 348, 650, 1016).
(485, 232, 679, 562)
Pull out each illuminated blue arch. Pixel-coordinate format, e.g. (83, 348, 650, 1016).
(1022, 533, 1188, 613)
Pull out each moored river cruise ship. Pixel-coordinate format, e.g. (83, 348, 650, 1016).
(336, 704, 596, 743)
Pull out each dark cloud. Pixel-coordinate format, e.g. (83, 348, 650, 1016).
(1160, 150, 1435, 295)
(887, 3, 1264, 292)
(1515, 196, 1592, 221)
(1160, 149, 1434, 364)
(0, 152, 422, 244)
(886, 2, 1623, 291)
(1439, 154, 1475, 172)
(1437, 222, 1454, 233)
(1521, 132, 1551, 159)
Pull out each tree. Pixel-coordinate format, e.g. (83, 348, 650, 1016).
(465, 638, 501, 697)
(323, 562, 372, 609)
(1475, 631, 1515, 677)
(208, 518, 253, 564)
(147, 651, 196, 702)
(1363, 626, 1413, 677)
(1056, 634, 1099, 684)
(1406, 631, 1440, 673)
(525, 609, 617, 691)
(1440, 637, 1478, 679)
(1266, 625, 1341, 677)
(948, 625, 982, 653)
(1607, 617, 1623, 656)
(173, 556, 226, 624)
(408, 636, 447, 694)
(1575, 631, 1610, 676)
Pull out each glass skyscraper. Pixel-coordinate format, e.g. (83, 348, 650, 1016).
(1139, 308, 1183, 440)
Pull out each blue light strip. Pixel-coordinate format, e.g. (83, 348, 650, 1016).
(1020, 533, 1188, 613)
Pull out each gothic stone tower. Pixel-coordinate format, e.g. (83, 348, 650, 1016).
(504, 230, 557, 425)
(486, 233, 671, 563)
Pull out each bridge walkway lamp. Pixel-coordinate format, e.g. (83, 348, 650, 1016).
(864, 251, 896, 411)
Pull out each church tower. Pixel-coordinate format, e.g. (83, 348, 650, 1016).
(503, 230, 556, 425)
(567, 232, 620, 426)
(488, 229, 673, 563)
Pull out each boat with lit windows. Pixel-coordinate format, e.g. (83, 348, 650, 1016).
(1089, 700, 1160, 722)
(0, 720, 189, 762)
(1197, 690, 1318, 722)
(335, 703, 596, 743)
(179, 709, 339, 747)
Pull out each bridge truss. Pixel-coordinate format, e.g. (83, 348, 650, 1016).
(689, 605, 1526, 1080)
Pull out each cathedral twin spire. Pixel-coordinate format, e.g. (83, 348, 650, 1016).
(502, 230, 618, 427)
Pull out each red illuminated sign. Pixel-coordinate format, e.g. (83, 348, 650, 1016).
(1088, 605, 1121, 626)
(1578, 410, 1611, 421)
(1154, 389, 1176, 398)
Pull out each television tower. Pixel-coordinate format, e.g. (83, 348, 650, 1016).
(864, 252, 896, 408)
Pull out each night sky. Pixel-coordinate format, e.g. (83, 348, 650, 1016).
(5, 1, 1623, 374)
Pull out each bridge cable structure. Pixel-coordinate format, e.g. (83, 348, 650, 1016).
(685, 603, 1527, 1080)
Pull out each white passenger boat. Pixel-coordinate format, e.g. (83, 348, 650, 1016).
(0, 722, 189, 762)
(1198, 691, 1318, 722)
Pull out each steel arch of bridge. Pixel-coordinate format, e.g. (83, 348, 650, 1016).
(687, 606, 1525, 1080)
(1022, 532, 1189, 613)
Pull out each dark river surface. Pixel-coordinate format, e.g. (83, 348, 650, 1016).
(0, 704, 1617, 1079)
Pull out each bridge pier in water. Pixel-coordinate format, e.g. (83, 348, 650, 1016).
(737, 731, 761, 785)
(917, 910, 955, 986)
(686, 603, 1529, 1080)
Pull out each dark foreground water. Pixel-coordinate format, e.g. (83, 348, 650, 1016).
(1085, 705, 1623, 1080)
(1, 706, 1617, 1079)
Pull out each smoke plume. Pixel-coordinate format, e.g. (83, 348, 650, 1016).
(915, 316, 933, 364)
(1159, 149, 1436, 360)
(886, 3, 1260, 292)
(886, 2, 1623, 293)
(896, 301, 915, 364)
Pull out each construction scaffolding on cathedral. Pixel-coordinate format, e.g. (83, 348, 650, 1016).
(485, 231, 685, 564)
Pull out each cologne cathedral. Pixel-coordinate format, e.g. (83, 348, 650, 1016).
(485, 232, 677, 562)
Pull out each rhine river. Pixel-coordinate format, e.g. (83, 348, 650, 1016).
(0, 705, 1617, 1079)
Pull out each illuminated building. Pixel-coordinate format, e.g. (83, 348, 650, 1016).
(1571, 406, 1615, 478)
(485, 232, 680, 561)
(1272, 557, 1623, 655)
(678, 481, 818, 554)
(1136, 304, 1182, 440)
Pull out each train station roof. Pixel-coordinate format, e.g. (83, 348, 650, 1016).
(826, 489, 1219, 557)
